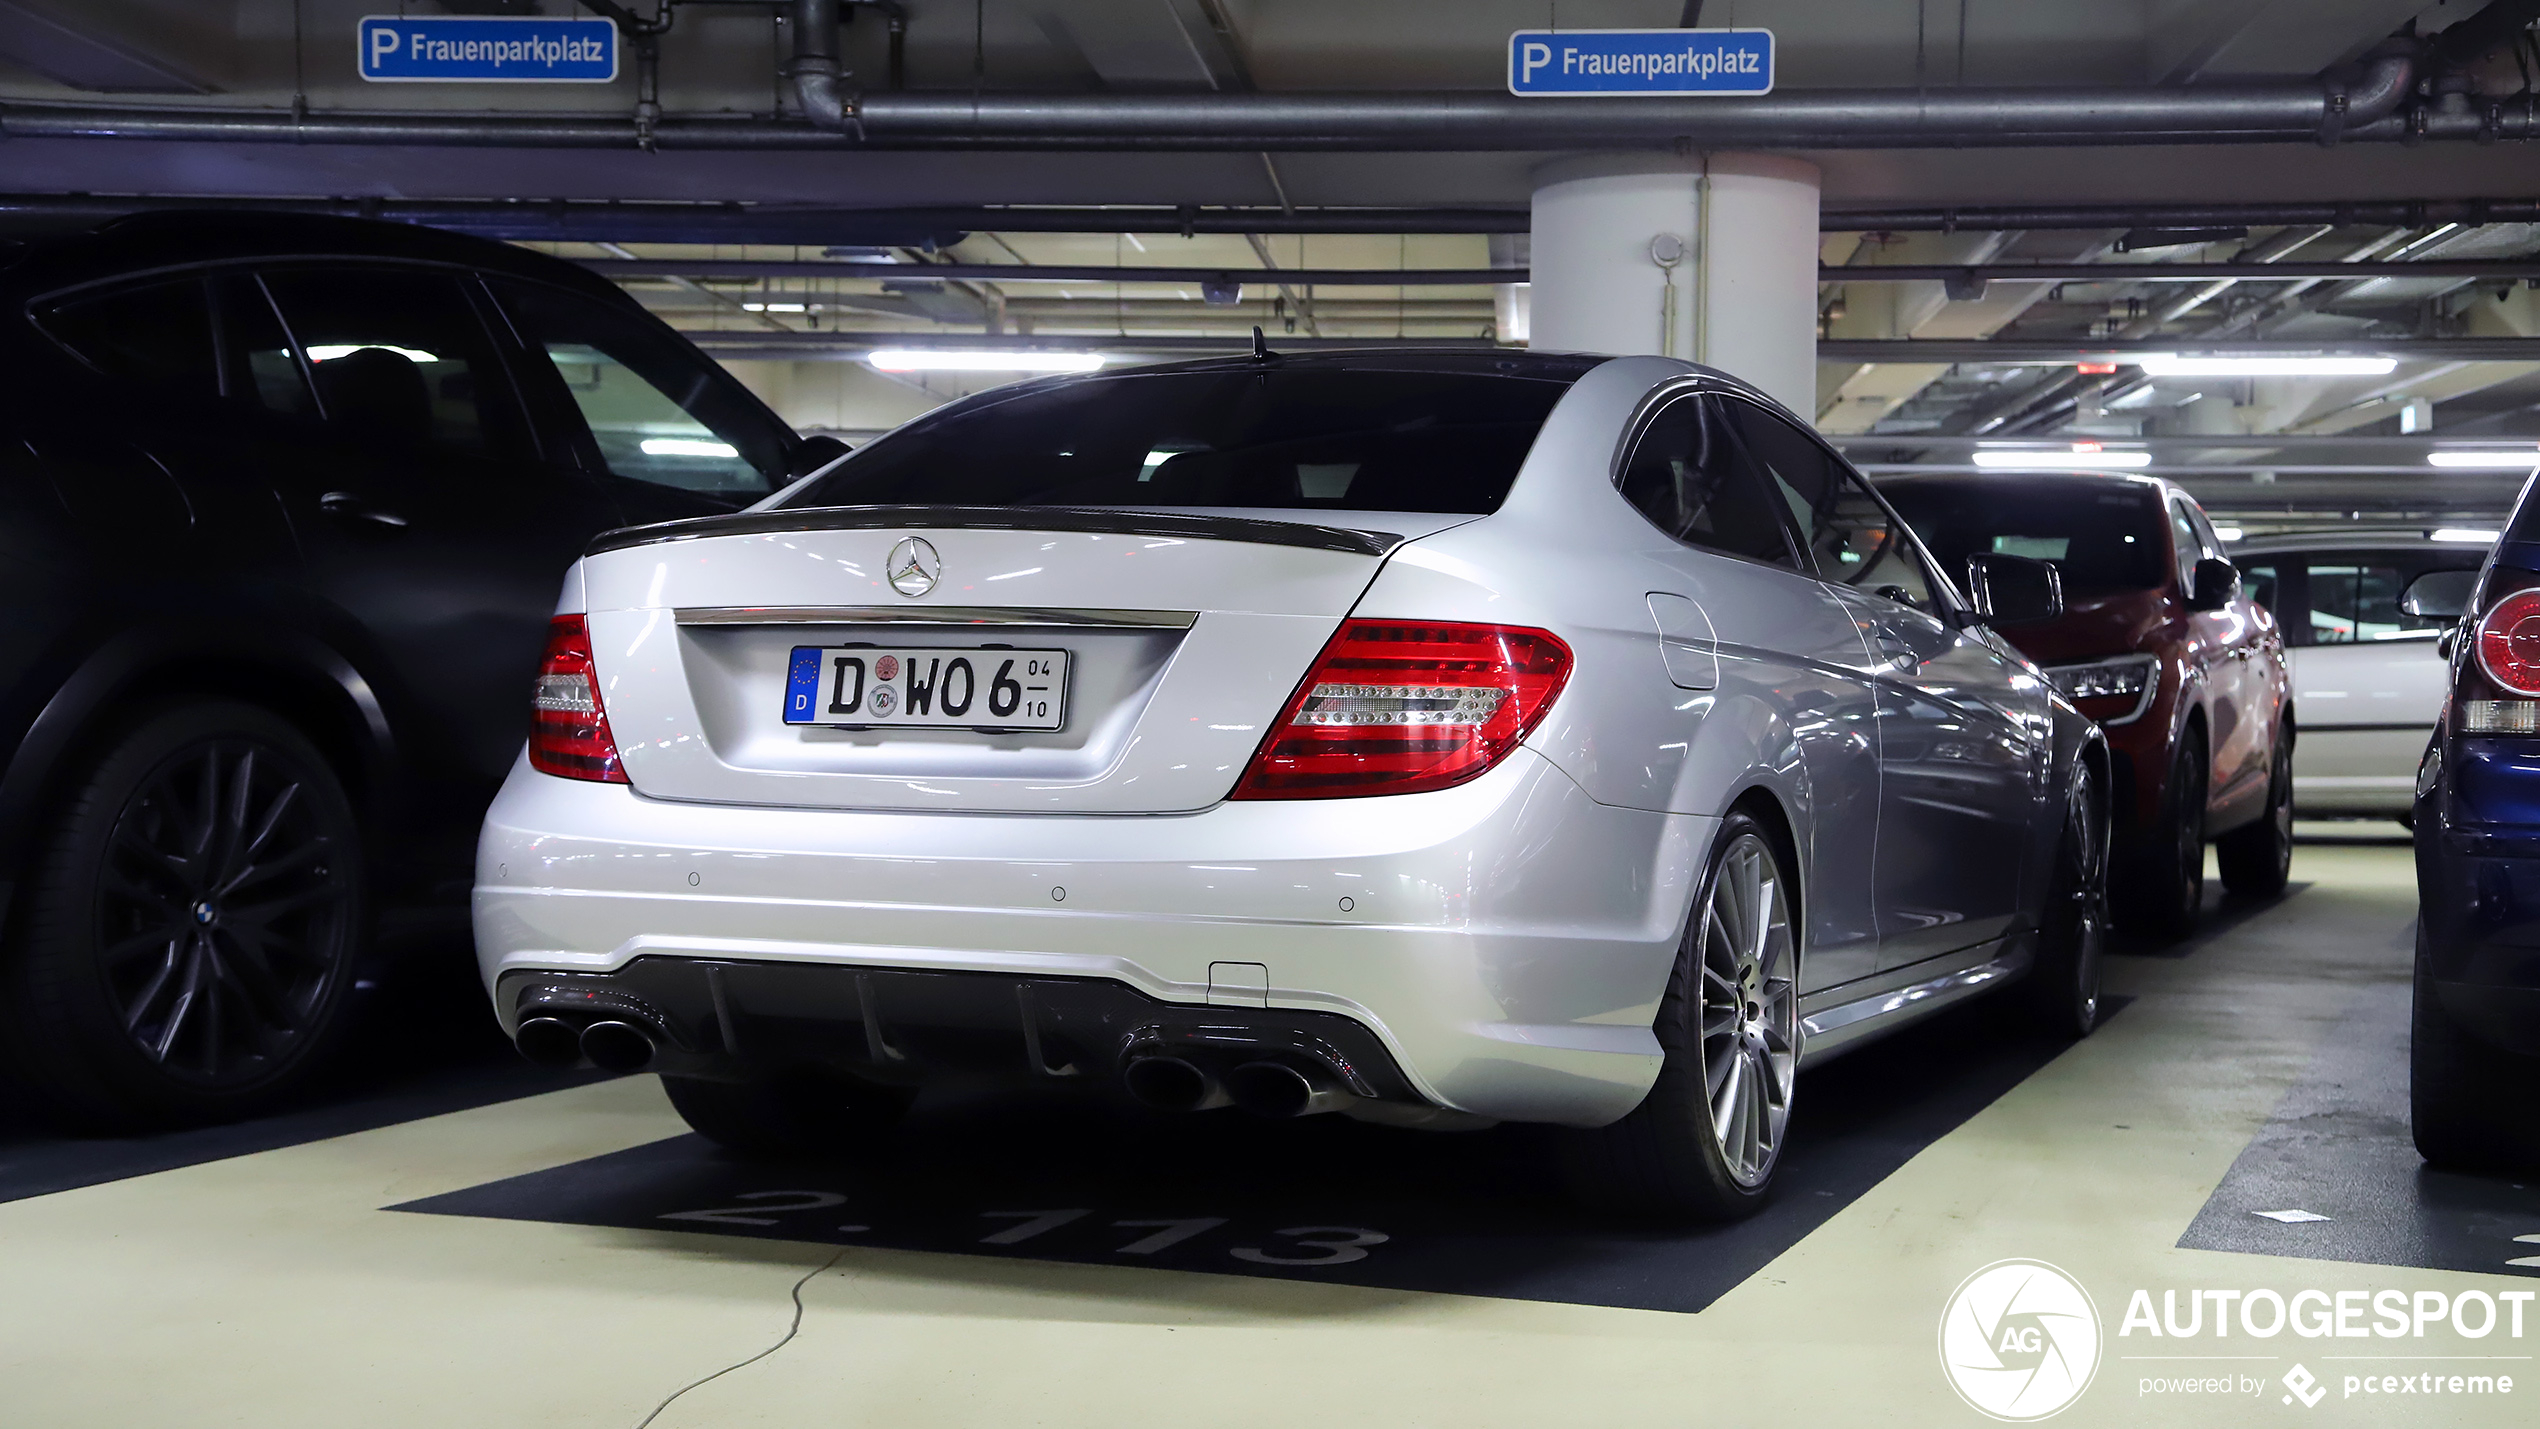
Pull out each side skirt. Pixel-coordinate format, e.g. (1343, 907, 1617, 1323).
(1795, 935, 2034, 1067)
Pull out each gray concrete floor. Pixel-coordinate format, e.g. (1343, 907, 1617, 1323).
(1, 836, 2533, 1427)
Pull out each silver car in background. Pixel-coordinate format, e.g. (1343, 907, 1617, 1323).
(473, 351, 2109, 1220)
(2232, 534, 2489, 822)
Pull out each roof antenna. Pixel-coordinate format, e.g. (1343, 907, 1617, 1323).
(1250, 324, 1278, 364)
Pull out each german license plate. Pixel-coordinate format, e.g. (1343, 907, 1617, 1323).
(783, 647, 1069, 731)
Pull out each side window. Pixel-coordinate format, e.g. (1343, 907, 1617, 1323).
(2238, 561, 2279, 617)
(2168, 500, 2203, 589)
(211, 276, 317, 418)
(261, 267, 533, 461)
(1720, 398, 1935, 608)
(1615, 394, 1796, 566)
(490, 280, 789, 501)
(2309, 561, 2445, 644)
(39, 279, 220, 399)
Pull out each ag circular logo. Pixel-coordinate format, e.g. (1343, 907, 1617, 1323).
(1938, 1259, 2102, 1421)
(887, 536, 941, 597)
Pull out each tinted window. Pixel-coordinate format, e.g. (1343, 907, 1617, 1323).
(1719, 398, 1933, 605)
(1616, 395, 1795, 565)
(493, 280, 788, 500)
(1879, 480, 2168, 595)
(785, 365, 1582, 514)
(213, 276, 317, 418)
(2308, 561, 2451, 644)
(2168, 500, 2204, 587)
(2240, 561, 2280, 616)
(262, 267, 530, 460)
(41, 279, 218, 398)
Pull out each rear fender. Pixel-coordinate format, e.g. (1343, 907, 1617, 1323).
(0, 622, 396, 891)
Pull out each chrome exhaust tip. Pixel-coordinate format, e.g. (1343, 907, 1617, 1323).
(1224, 1060, 1350, 1118)
(514, 1016, 585, 1069)
(1122, 1055, 1230, 1112)
(579, 1019, 658, 1074)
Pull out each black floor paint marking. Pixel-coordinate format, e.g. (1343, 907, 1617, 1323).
(0, 932, 603, 1205)
(2178, 978, 2540, 1278)
(394, 995, 2123, 1314)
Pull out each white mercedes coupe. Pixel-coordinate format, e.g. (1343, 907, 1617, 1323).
(475, 349, 2109, 1219)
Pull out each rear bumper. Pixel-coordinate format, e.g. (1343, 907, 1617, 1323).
(473, 747, 1709, 1127)
(2417, 751, 2540, 1056)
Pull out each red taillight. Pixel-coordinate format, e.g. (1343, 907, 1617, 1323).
(528, 615, 628, 783)
(1230, 621, 1572, 800)
(2477, 589, 2540, 697)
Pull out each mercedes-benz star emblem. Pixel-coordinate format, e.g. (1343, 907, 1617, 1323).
(886, 536, 941, 597)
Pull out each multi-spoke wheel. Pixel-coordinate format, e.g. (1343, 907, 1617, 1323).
(2218, 724, 2295, 898)
(1563, 810, 1799, 1220)
(1695, 831, 1798, 1188)
(1, 701, 364, 1130)
(2024, 757, 2108, 1039)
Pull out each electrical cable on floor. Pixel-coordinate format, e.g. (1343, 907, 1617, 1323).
(631, 1247, 851, 1429)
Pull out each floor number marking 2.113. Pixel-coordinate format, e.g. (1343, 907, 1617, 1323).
(653, 1194, 1388, 1268)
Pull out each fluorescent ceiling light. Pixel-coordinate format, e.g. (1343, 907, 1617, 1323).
(2431, 527, 2502, 543)
(2214, 526, 2246, 542)
(2427, 450, 2540, 469)
(639, 437, 739, 458)
(304, 343, 439, 364)
(2136, 353, 2396, 377)
(867, 349, 1106, 373)
(1971, 446, 2153, 470)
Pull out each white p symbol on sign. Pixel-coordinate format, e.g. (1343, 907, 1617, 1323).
(1520, 41, 1551, 83)
(370, 26, 401, 67)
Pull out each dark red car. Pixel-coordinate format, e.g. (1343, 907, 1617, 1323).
(1882, 473, 2292, 936)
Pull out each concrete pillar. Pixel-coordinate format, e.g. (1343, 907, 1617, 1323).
(1528, 152, 1822, 417)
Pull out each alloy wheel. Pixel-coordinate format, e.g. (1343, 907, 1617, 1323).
(93, 739, 355, 1087)
(2069, 774, 2109, 1026)
(1697, 832, 1798, 1188)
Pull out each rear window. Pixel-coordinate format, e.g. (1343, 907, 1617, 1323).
(779, 365, 1585, 515)
(1879, 479, 2169, 594)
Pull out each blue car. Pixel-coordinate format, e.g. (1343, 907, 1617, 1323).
(2410, 496, 2540, 1167)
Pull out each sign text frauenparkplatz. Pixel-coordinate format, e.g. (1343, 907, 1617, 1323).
(358, 15, 618, 84)
(1508, 28, 1774, 97)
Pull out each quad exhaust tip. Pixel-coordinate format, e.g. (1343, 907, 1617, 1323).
(579, 1019, 658, 1074)
(1224, 1060, 1351, 1118)
(513, 1016, 584, 1070)
(1122, 1055, 1231, 1113)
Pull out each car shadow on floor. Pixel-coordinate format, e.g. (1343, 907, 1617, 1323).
(0, 918, 599, 1205)
(2112, 880, 2315, 960)
(395, 993, 2127, 1315)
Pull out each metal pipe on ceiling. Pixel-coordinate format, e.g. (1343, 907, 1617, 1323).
(0, 52, 2432, 153)
(589, 259, 1524, 284)
(1818, 337, 2540, 363)
(1824, 199, 2540, 233)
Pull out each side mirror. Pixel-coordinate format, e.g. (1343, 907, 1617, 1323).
(790, 433, 852, 477)
(2401, 568, 2480, 621)
(1966, 553, 2065, 628)
(2187, 556, 2240, 612)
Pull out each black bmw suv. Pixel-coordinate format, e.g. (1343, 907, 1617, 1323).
(0, 213, 823, 1129)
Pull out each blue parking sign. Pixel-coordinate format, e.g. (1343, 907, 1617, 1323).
(359, 15, 618, 84)
(1508, 28, 1774, 97)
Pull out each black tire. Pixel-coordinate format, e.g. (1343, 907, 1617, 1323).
(0, 700, 365, 1131)
(2218, 726, 2294, 897)
(2411, 936, 2540, 1170)
(662, 1071, 913, 1160)
(2023, 758, 2108, 1039)
(2117, 731, 2206, 940)
(1561, 811, 1798, 1221)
